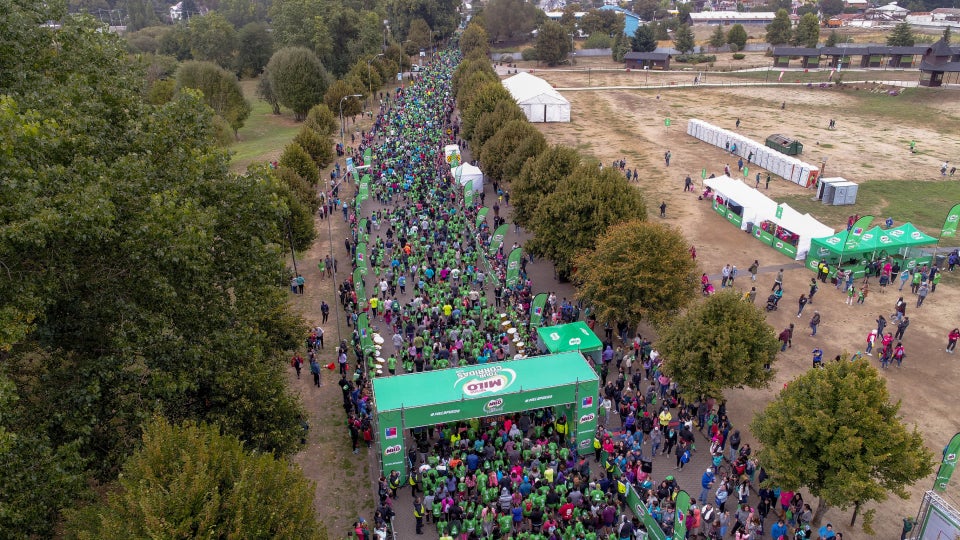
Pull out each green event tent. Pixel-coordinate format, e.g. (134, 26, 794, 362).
(371, 353, 600, 481)
(536, 322, 603, 363)
(807, 222, 938, 277)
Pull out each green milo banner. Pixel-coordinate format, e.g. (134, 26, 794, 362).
(625, 483, 667, 540)
(934, 432, 960, 492)
(355, 243, 368, 275)
(476, 208, 489, 228)
(354, 269, 367, 308)
(364, 148, 372, 167)
(506, 248, 523, 287)
(940, 204, 960, 239)
(844, 215, 874, 251)
(464, 183, 474, 209)
(529, 293, 548, 329)
(371, 353, 599, 482)
(674, 490, 691, 540)
(488, 223, 509, 256)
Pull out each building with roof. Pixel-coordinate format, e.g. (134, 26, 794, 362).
(623, 51, 672, 70)
(689, 11, 776, 25)
(919, 38, 960, 87)
(772, 47, 822, 68)
(501, 72, 571, 122)
(599, 5, 644, 36)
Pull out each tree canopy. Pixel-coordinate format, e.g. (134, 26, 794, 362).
(482, 0, 542, 42)
(766, 9, 793, 45)
(659, 291, 778, 400)
(64, 417, 324, 538)
(751, 359, 934, 529)
(176, 60, 252, 136)
(673, 24, 696, 54)
(726, 24, 748, 51)
(887, 22, 916, 46)
(460, 23, 491, 59)
(527, 166, 647, 279)
(792, 13, 821, 48)
(479, 119, 546, 184)
(574, 220, 696, 327)
(709, 24, 727, 50)
(266, 46, 331, 121)
(512, 145, 582, 227)
(632, 24, 658, 53)
(536, 20, 573, 66)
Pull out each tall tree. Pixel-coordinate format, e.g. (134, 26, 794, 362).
(766, 9, 793, 45)
(709, 24, 727, 50)
(460, 23, 490, 59)
(673, 24, 696, 54)
(472, 100, 526, 157)
(236, 22, 273, 76)
(887, 22, 916, 46)
(176, 60, 252, 137)
(752, 359, 934, 529)
(305, 103, 338, 137)
(217, 0, 269, 27)
(574, 220, 697, 327)
(659, 291, 778, 400)
(825, 30, 840, 47)
(632, 23, 658, 52)
(479, 119, 547, 184)
(792, 12, 821, 48)
(820, 0, 845, 17)
(324, 78, 365, 118)
(269, 0, 325, 51)
(727, 23, 748, 51)
(460, 81, 514, 139)
(528, 166, 647, 278)
(266, 46, 331, 121)
(64, 417, 325, 538)
(188, 12, 238, 70)
(535, 20, 573, 66)
(482, 0, 542, 42)
(407, 18, 434, 51)
(512, 145, 582, 227)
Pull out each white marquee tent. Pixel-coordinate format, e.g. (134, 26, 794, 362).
(453, 163, 484, 193)
(502, 72, 570, 123)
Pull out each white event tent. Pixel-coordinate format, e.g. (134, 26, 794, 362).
(502, 72, 570, 123)
(452, 163, 484, 193)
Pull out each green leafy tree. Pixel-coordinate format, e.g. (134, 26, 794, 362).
(659, 291, 778, 400)
(460, 23, 491, 59)
(536, 20, 573, 66)
(305, 103, 338, 137)
(188, 12, 238, 70)
(294, 126, 334, 169)
(887, 22, 916, 46)
(407, 17, 434, 50)
(125, 25, 170, 53)
(709, 24, 727, 49)
(632, 23, 658, 52)
(944, 26, 952, 44)
(386, 0, 461, 45)
(158, 22, 193, 60)
(574, 220, 696, 327)
(280, 142, 320, 185)
(472, 100, 526, 156)
(461, 81, 514, 140)
(766, 9, 793, 45)
(269, 0, 326, 51)
(236, 22, 273, 76)
(611, 31, 632, 62)
(348, 57, 383, 97)
(727, 23, 748, 51)
(512, 145, 581, 227)
(631, 0, 662, 21)
(64, 417, 325, 539)
(580, 9, 624, 36)
(528, 166, 647, 278)
(792, 12, 821, 47)
(479, 119, 547, 184)
(324, 78, 365, 121)
(820, 0, 845, 16)
(217, 0, 269, 27)
(673, 24, 696, 54)
(257, 75, 281, 114)
(266, 46, 331, 121)
(482, 0, 542, 42)
(176, 61, 252, 137)
(751, 359, 935, 528)
(123, 0, 160, 31)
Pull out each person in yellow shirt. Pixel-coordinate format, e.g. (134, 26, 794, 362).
(369, 297, 379, 318)
(658, 409, 672, 429)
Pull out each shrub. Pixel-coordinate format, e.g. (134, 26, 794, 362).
(675, 53, 717, 64)
(583, 33, 612, 49)
(500, 55, 515, 63)
(521, 48, 538, 61)
(733, 53, 746, 60)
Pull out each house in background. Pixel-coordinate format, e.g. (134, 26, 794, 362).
(623, 51, 672, 70)
(599, 5, 644, 36)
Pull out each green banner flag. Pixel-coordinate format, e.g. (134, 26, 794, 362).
(775, 205, 783, 219)
(476, 208, 489, 228)
(353, 268, 367, 307)
(489, 224, 509, 256)
(506, 248, 523, 287)
(530, 293, 548, 329)
(701, 168, 707, 179)
(464, 183, 474, 208)
(743, 166, 749, 178)
(363, 148, 372, 167)
(674, 490, 691, 540)
(355, 243, 368, 275)
(940, 203, 960, 239)
(664, 118, 671, 126)
(843, 215, 875, 251)
(625, 484, 667, 540)
(935, 432, 960, 492)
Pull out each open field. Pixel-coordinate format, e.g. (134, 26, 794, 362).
(229, 78, 301, 172)
(522, 68, 960, 535)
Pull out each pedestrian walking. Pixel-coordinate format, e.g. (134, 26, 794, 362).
(917, 282, 929, 307)
(809, 311, 820, 336)
(749, 260, 759, 281)
(321, 301, 330, 323)
(797, 294, 808, 317)
(778, 324, 794, 352)
(808, 278, 819, 303)
(866, 329, 877, 356)
(660, 201, 667, 218)
(947, 328, 960, 353)
(664, 150, 671, 166)
(310, 357, 321, 387)
(898, 269, 910, 291)
(895, 317, 909, 340)
(414, 497, 426, 534)
(765, 174, 771, 189)
(894, 342, 906, 367)
(721, 264, 731, 288)
(291, 354, 303, 379)
(772, 268, 783, 291)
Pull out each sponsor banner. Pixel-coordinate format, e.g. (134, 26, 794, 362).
(529, 293, 548, 329)
(379, 410, 405, 481)
(464, 183, 473, 208)
(935, 432, 960, 492)
(506, 248, 523, 287)
(625, 483, 667, 540)
(488, 224, 509, 256)
(475, 208, 489, 228)
(941, 204, 960, 239)
(674, 490, 691, 540)
(844, 215, 874, 251)
(574, 379, 600, 456)
(401, 382, 577, 428)
(354, 269, 367, 307)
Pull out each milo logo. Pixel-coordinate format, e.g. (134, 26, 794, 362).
(385, 445, 402, 456)
(455, 366, 517, 397)
(775, 241, 784, 249)
(826, 236, 841, 245)
(579, 439, 592, 449)
(579, 413, 595, 424)
(483, 398, 504, 413)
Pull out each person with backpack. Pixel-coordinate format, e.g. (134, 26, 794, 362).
(728, 429, 741, 462)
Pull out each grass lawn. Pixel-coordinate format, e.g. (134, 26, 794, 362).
(229, 79, 301, 172)
(779, 179, 960, 233)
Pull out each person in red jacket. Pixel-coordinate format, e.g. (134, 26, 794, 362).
(948, 328, 960, 353)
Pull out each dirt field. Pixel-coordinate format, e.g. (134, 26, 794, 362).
(521, 69, 960, 535)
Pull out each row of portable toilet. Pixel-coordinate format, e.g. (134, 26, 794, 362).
(687, 119, 819, 188)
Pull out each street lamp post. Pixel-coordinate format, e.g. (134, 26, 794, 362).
(326, 179, 343, 344)
(367, 53, 384, 109)
(339, 93, 363, 153)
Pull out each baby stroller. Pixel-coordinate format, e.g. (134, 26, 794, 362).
(765, 294, 779, 312)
